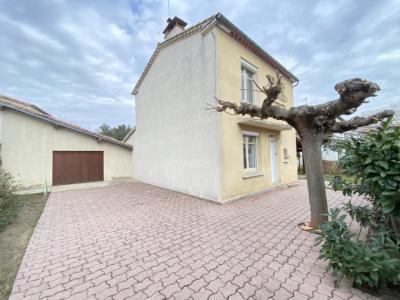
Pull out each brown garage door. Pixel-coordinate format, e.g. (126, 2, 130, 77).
(53, 151, 104, 185)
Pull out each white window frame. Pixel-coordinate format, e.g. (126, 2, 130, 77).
(240, 59, 259, 104)
(242, 131, 259, 171)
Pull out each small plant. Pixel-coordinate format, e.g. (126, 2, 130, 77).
(317, 117, 400, 289)
(0, 169, 18, 231)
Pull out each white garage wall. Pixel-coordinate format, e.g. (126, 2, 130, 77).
(1, 109, 132, 188)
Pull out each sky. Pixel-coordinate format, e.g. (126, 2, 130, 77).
(0, 0, 399, 130)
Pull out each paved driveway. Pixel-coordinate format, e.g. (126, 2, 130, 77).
(10, 181, 376, 300)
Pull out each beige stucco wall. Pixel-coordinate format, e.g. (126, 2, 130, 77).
(216, 27, 298, 202)
(1, 109, 132, 189)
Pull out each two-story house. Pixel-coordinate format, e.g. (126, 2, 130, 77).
(132, 13, 299, 203)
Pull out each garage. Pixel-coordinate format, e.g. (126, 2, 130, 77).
(52, 151, 104, 185)
(1, 95, 133, 190)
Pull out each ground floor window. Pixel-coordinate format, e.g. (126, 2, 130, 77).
(243, 133, 258, 170)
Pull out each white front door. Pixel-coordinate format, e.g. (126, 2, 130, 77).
(269, 136, 279, 184)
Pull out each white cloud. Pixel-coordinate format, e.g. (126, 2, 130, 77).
(377, 49, 400, 61)
(0, 13, 65, 51)
(24, 59, 45, 68)
(109, 23, 130, 42)
(0, 0, 399, 129)
(95, 72, 123, 83)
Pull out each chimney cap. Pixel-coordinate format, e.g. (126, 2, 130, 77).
(162, 16, 187, 34)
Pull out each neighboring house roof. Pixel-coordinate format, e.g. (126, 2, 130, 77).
(0, 94, 50, 116)
(132, 12, 298, 95)
(122, 127, 136, 143)
(344, 121, 400, 136)
(0, 95, 132, 150)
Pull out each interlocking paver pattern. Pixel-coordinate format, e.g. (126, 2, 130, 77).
(10, 181, 379, 299)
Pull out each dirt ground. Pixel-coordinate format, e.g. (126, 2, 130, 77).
(0, 193, 48, 300)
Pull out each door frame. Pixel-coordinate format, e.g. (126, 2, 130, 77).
(269, 135, 280, 184)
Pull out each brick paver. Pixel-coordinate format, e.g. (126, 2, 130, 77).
(9, 181, 379, 299)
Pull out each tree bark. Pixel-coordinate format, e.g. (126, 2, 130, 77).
(301, 133, 328, 227)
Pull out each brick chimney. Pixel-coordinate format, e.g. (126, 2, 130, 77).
(162, 16, 187, 40)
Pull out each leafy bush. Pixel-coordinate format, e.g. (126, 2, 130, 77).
(331, 118, 400, 226)
(0, 169, 17, 231)
(316, 209, 400, 288)
(317, 118, 400, 288)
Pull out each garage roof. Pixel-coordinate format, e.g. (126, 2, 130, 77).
(0, 95, 132, 150)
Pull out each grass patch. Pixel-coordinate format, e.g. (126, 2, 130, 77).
(0, 193, 48, 300)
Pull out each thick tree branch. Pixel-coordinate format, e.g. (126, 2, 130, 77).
(263, 74, 283, 106)
(212, 98, 290, 121)
(213, 99, 262, 118)
(312, 78, 380, 118)
(329, 110, 395, 133)
(252, 73, 282, 107)
(211, 75, 392, 136)
(343, 108, 357, 115)
(211, 72, 291, 121)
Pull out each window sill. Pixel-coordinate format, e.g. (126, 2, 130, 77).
(243, 171, 265, 179)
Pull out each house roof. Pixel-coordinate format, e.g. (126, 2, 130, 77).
(0, 95, 133, 150)
(346, 121, 400, 135)
(122, 127, 136, 143)
(132, 12, 298, 95)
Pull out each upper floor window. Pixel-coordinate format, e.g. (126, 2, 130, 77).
(241, 66, 254, 103)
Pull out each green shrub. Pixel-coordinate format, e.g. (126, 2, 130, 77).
(0, 169, 17, 231)
(331, 118, 400, 226)
(316, 208, 400, 288)
(317, 118, 400, 288)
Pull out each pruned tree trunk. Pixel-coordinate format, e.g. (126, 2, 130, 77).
(211, 74, 394, 229)
(301, 133, 328, 226)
